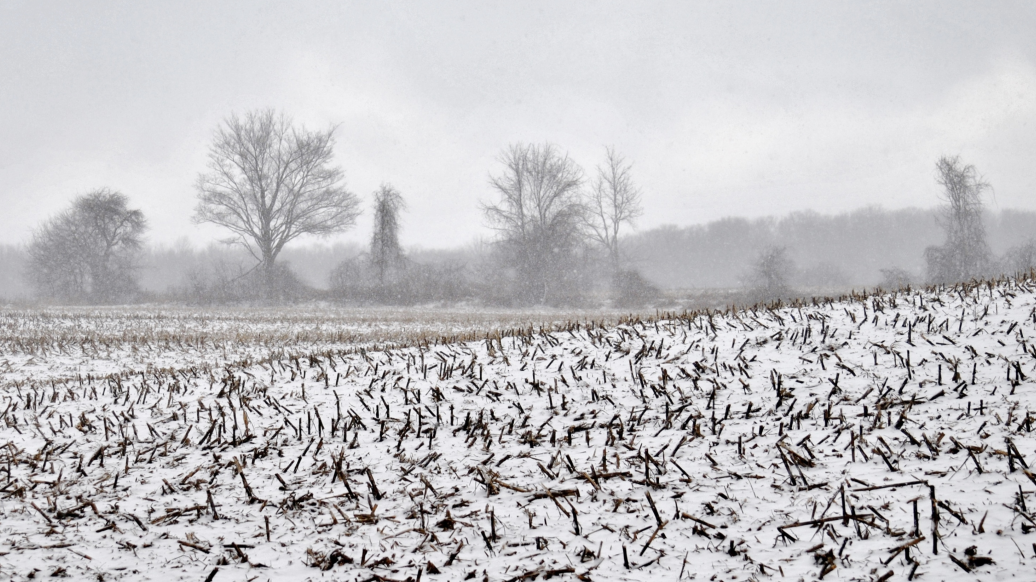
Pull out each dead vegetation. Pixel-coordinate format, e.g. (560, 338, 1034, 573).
(0, 276, 1034, 580)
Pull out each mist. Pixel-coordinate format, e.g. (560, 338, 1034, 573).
(3, 3, 1036, 307)
(628, 207, 1036, 291)
(3, 204, 1034, 306)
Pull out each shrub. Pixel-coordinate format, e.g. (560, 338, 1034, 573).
(879, 268, 914, 291)
(742, 246, 795, 304)
(612, 269, 661, 308)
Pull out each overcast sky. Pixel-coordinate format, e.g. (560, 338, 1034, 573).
(1, 1, 1035, 251)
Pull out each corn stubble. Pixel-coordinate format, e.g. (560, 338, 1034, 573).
(0, 276, 1034, 580)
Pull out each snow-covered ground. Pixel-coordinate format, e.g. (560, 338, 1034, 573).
(1, 279, 1035, 581)
(0, 305, 619, 388)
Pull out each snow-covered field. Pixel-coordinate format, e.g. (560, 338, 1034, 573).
(1, 279, 1036, 581)
(0, 305, 619, 388)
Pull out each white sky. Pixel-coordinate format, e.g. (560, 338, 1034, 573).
(1, 1, 1035, 251)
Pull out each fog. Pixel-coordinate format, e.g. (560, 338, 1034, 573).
(629, 207, 1036, 290)
(123, 206, 1036, 295)
(3, 3, 1036, 307)
(3, 204, 1034, 305)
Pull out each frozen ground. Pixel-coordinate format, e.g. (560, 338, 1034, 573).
(1, 279, 1035, 581)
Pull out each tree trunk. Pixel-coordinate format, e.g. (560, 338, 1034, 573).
(261, 253, 278, 302)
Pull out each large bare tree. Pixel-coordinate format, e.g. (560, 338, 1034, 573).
(27, 189, 147, 303)
(924, 156, 991, 283)
(586, 147, 642, 270)
(483, 143, 586, 304)
(194, 110, 361, 281)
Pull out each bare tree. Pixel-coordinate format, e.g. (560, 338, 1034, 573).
(743, 246, 794, 304)
(482, 143, 586, 304)
(924, 156, 991, 284)
(27, 189, 146, 303)
(369, 184, 407, 286)
(194, 110, 361, 292)
(879, 267, 914, 291)
(586, 147, 642, 270)
(1003, 239, 1036, 275)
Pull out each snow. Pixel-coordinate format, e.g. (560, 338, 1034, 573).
(1, 279, 1036, 581)
(0, 305, 609, 387)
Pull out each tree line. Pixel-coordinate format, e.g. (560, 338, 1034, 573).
(20, 108, 1036, 306)
(739, 157, 1035, 303)
(26, 110, 648, 306)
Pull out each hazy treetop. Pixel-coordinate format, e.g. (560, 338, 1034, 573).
(2, 1, 1036, 251)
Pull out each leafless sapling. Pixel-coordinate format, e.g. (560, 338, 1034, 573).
(586, 147, 643, 271)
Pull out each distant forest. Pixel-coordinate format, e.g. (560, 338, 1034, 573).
(2, 205, 1034, 302)
(626, 206, 1036, 290)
